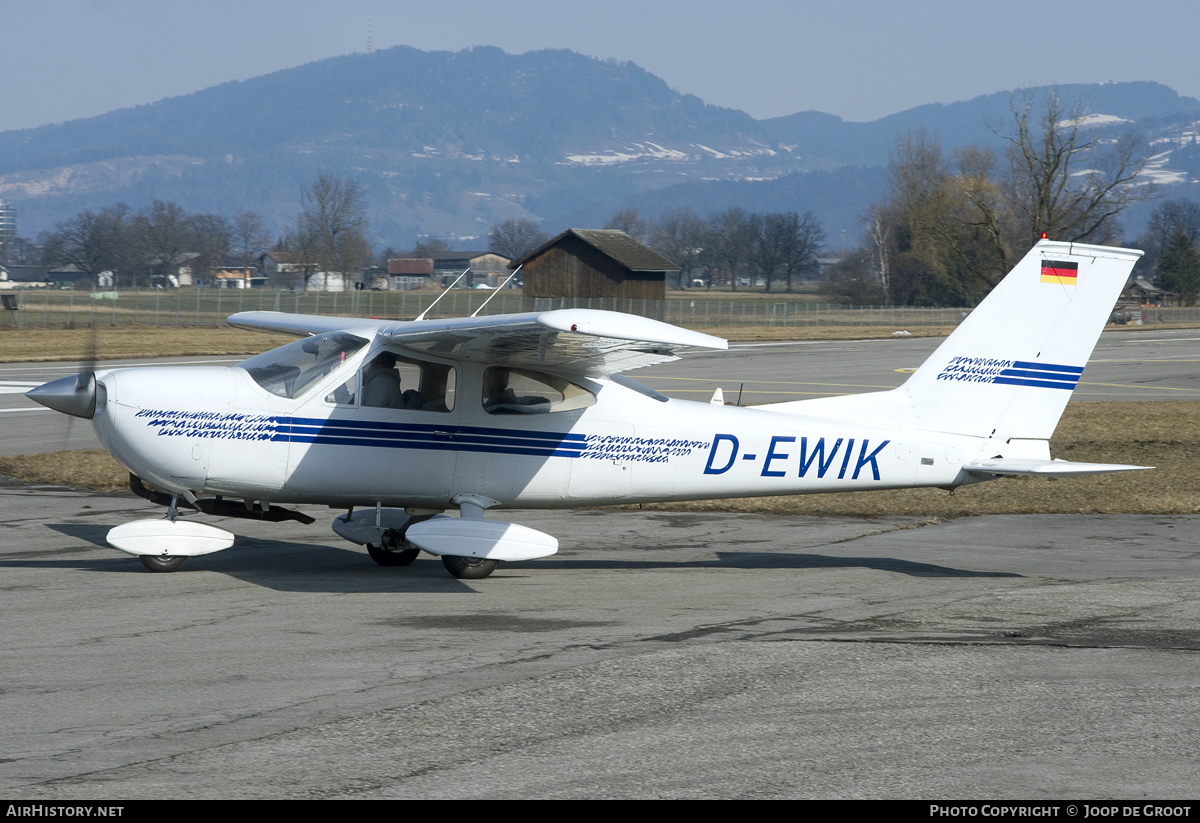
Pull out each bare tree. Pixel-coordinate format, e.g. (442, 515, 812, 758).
(5, 236, 40, 266)
(487, 218, 548, 260)
(43, 204, 130, 287)
(747, 212, 790, 292)
(135, 200, 192, 287)
(275, 225, 320, 291)
(298, 174, 372, 287)
(778, 211, 825, 292)
(413, 238, 452, 257)
(999, 87, 1151, 253)
(232, 211, 270, 271)
(604, 208, 647, 242)
(189, 214, 233, 286)
(649, 208, 708, 287)
(872, 131, 1010, 305)
(864, 205, 893, 302)
(705, 208, 754, 291)
(744, 211, 824, 293)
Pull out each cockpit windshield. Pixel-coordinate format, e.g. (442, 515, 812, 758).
(236, 332, 367, 399)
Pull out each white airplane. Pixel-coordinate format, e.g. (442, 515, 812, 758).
(28, 240, 1148, 579)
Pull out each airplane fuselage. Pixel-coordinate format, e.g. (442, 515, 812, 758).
(90, 356, 984, 512)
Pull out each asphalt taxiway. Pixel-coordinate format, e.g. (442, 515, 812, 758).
(2, 488, 1198, 798)
(1, 328, 1198, 798)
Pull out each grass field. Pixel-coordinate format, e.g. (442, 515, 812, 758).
(1, 401, 1194, 516)
(11, 285, 1194, 337)
(0, 324, 967, 363)
(9, 320, 1200, 363)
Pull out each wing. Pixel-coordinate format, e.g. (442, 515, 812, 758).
(227, 308, 726, 377)
(378, 309, 726, 376)
(227, 311, 387, 338)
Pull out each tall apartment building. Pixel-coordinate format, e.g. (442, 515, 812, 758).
(0, 199, 16, 250)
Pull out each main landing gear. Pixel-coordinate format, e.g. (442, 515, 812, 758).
(365, 525, 498, 579)
(336, 499, 558, 581)
(366, 525, 422, 568)
(440, 554, 499, 580)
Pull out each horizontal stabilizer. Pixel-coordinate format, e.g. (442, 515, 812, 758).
(963, 458, 1151, 477)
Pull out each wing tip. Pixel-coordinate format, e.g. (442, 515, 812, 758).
(536, 308, 727, 350)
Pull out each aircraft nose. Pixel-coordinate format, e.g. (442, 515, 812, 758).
(26, 372, 97, 419)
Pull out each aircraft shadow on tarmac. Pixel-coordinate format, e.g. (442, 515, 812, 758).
(44, 522, 111, 547)
(11, 524, 1021, 592)
(533, 553, 1023, 578)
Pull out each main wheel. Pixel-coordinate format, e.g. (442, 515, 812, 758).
(140, 554, 186, 573)
(366, 543, 421, 567)
(441, 554, 498, 580)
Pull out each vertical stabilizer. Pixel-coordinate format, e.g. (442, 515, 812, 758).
(766, 241, 1142, 446)
(898, 240, 1141, 440)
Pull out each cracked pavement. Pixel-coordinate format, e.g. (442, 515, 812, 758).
(1, 478, 1198, 798)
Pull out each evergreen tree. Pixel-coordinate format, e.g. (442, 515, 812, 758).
(1157, 229, 1200, 306)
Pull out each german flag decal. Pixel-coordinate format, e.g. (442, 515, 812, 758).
(1040, 259, 1078, 285)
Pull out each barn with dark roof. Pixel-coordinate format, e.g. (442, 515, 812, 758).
(510, 229, 680, 306)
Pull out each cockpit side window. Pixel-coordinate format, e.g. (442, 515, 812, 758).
(359, 351, 456, 413)
(482, 367, 595, 415)
(237, 332, 367, 399)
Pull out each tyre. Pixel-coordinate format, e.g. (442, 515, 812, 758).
(366, 543, 421, 567)
(440, 554, 498, 580)
(140, 554, 186, 573)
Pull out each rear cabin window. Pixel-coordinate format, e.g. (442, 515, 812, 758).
(481, 367, 595, 415)
(355, 351, 456, 412)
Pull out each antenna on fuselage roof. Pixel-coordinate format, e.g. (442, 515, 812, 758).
(471, 265, 522, 318)
(414, 267, 470, 321)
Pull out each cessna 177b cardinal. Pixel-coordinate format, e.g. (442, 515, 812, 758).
(28, 240, 1149, 579)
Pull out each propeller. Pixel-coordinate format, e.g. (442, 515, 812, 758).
(26, 294, 103, 424)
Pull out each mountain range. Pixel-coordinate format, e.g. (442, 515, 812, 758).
(3, 45, 1199, 248)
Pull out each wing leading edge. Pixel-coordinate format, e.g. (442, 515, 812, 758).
(227, 311, 387, 338)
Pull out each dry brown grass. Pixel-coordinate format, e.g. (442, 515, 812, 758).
(0, 324, 932, 361)
(2, 401, 1196, 516)
(0, 327, 277, 363)
(5, 320, 1197, 362)
(0, 450, 132, 494)
(715, 325, 957, 341)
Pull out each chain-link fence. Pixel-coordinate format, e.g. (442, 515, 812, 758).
(3, 286, 1198, 330)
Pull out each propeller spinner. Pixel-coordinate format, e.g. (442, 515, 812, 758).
(27, 372, 99, 419)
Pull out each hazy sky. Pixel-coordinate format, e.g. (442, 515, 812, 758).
(4, 0, 1200, 132)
